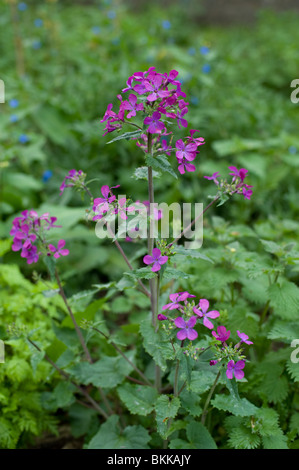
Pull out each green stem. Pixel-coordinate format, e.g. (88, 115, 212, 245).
(174, 360, 180, 397)
(201, 370, 221, 425)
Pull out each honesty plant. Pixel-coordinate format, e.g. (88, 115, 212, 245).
(9, 66, 255, 449)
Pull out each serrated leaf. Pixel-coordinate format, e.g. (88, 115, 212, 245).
(124, 267, 156, 281)
(107, 130, 142, 144)
(155, 395, 181, 439)
(268, 281, 299, 320)
(174, 246, 214, 263)
(132, 166, 161, 180)
(212, 395, 258, 417)
(146, 154, 178, 179)
(163, 267, 190, 280)
(139, 317, 175, 371)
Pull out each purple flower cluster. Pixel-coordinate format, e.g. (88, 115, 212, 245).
(60, 169, 85, 196)
(101, 68, 205, 176)
(204, 166, 253, 200)
(157, 291, 253, 380)
(92, 185, 135, 222)
(143, 248, 168, 272)
(10, 210, 69, 264)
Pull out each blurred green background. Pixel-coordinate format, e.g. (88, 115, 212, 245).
(0, 0, 299, 449)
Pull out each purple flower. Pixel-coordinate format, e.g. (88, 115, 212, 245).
(176, 107, 188, 129)
(162, 291, 195, 311)
(175, 139, 197, 161)
(177, 156, 196, 175)
(226, 360, 245, 380)
(229, 166, 248, 183)
(144, 75, 170, 102)
(237, 330, 253, 345)
(115, 197, 135, 220)
(144, 111, 165, 134)
(122, 94, 144, 118)
(242, 185, 253, 200)
(48, 239, 69, 259)
(174, 316, 198, 341)
(21, 245, 40, 264)
(193, 299, 220, 330)
(157, 314, 168, 321)
(143, 248, 168, 272)
(92, 185, 118, 220)
(59, 169, 84, 195)
(212, 325, 230, 343)
(204, 172, 220, 185)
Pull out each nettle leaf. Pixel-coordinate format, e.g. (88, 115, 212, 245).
(117, 384, 158, 416)
(254, 363, 289, 404)
(267, 322, 299, 343)
(107, 130, 142, 144)
(286, 359, 299, 382)
(68, 352, 135, 389)
(155, 395, 181, 439)
(268, 280, 299, 320)
(186, 421, 217, 449)
(139, 317, 175, 371)
(227, 422, 261, 449)
(146, 154, 178, 179)
(212, 395, 258, 417)
(132, 166, 161, 180)
(88, 415, 150, 449)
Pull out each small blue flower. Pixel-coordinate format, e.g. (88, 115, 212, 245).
(34, 18, 43, 27)
(191, 96, 199, 105)
(32, 40, 42, 49)
(92, 26, 101, 35)
(200, 45, 210, 55)
(288, 146, 297, 154)
(188, 47, 196, 56)
(111, 37, 120, 45)
(9, 99, 19, 108)
(10, 114, 18, 123)
(107, 10, 116, 19)
(42, 170, 53, 182)
(162, 20, 171, 29)
(202, 64, 211, 74)
(19, 134, 29, 144)
(18, 2, 27, 11)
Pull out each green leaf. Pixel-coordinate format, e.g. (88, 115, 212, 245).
(268, 280, 299, 320)
(212, 395, 258, 417)
(155, 395, 181, 439)
(146, 154, 178, 179)
(132, 166, 161, 180)
(88, 415, 150, 449)
(163, 267, 190, 280)
(186, 421, 217, 449)
(260, 239, 283, 255)
(43, 256, 56, 281)
(69, 403, 98, 438)
(107, 130, 142, 144)
(117, 384, 158, 416)
(124, 267, 156, 281)
(139, 317, 175, 371)
(174, 245, 214, 263)
(68, 353, 135, 389)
